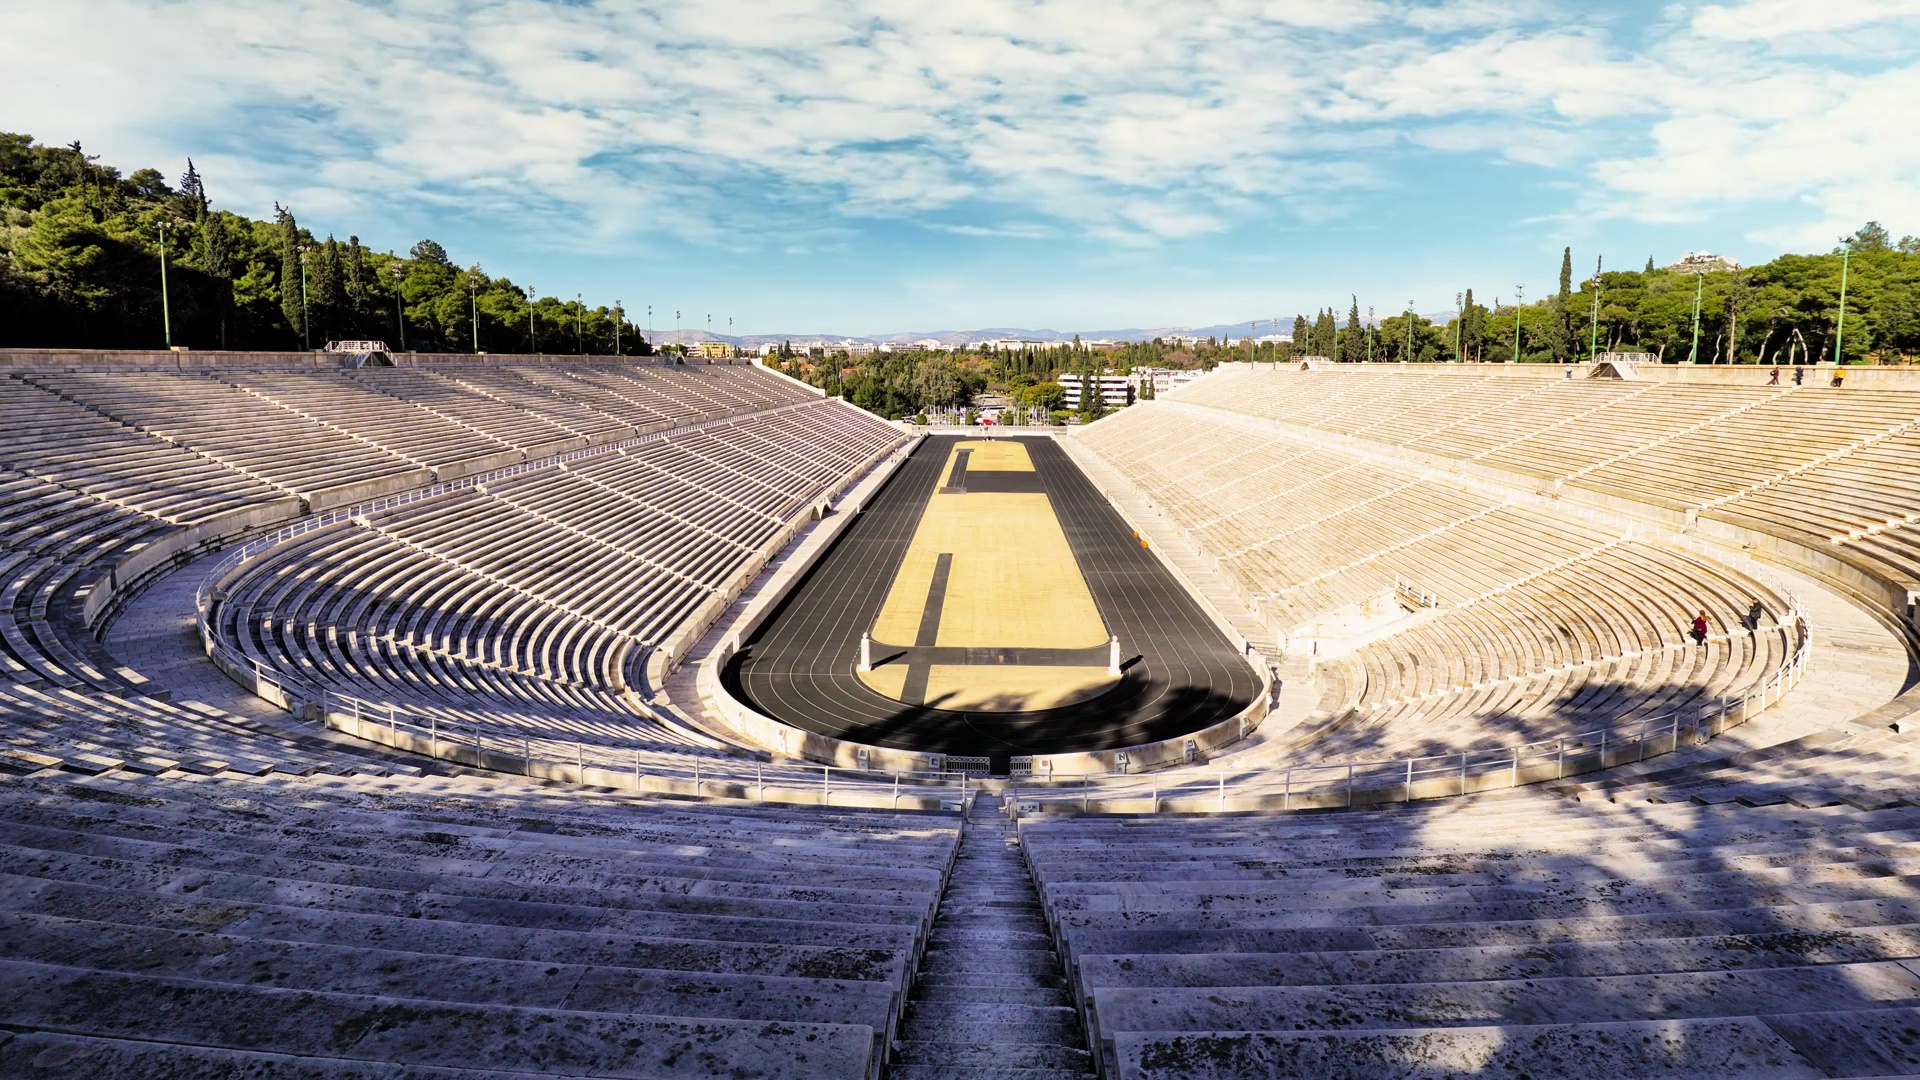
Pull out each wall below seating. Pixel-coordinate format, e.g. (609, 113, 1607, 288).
(1235, 358, 1920, 390)
(0, 349, 701, 371)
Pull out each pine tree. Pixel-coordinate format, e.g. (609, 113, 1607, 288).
(276, 205, 304, 342)
(345, 236, 368, 336)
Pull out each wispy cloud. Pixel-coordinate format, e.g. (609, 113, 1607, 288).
(2, 0, 1914, 263)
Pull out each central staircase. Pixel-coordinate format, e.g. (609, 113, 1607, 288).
(891, 793, 1094, 1078)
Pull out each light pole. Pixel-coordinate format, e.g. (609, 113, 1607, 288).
(1835, 238, 1852, 365)
(469, 273, 479, 354)
(576, 292, 584, 355)
(1455, 292, 1463, 363)
(527, 286, 537, 353)
(1687, 270, 1705, 364)
(1406, 300, 1415, 363)
(1512, 285, 1524, 364)
(729, 316, 733, 362)
(614, 302, 623, 355)
(1588, 257, 1603, 361)
(300, 248, 312, 351)
(388, 262, 405, 354)
(647, 305, 653, 353)
(157, 221, 175, 349)
(1366, 306, 1375, 363)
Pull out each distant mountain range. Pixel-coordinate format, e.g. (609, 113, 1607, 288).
(649, 315, 1457, 348)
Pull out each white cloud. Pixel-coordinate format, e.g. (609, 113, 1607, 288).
(0, 0, 1914, 256)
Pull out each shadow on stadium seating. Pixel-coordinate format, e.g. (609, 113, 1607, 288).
(1294, 677, 1733, 764)
(1025, 718, 1920, 1075)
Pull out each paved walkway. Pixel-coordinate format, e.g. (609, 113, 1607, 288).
(104, 553, 411, 763)
(105, 563, 285, 722)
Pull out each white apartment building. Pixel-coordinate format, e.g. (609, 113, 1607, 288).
(1061, 374, 1133, 409)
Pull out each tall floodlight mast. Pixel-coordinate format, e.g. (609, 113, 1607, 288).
(1835, 238, 1852, 364)
(1513, 285, 1524, 364)
(157, 221, 175, 349)
(1589, 257, 1603, 361)
(1687, 270, 1705, 364)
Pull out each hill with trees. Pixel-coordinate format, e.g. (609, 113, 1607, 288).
(0, 134, 645, 353)
(1296, 231, 1920, 367)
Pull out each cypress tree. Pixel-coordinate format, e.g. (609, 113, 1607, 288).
(1645, 256, 1655, 273)
(1345, 295, 1364, 363)
(177, 159, 207, 223)
(1550, 246, 1574, 362)
(199, 212, 230, 279)
(312, 235, 344, 344)
(1291, 314, 1309, 357)
(1462, 288, 1480, 361)
(345, 236, 368, 335)
(276, 205, 303, 342)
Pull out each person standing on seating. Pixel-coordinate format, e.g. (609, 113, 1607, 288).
(1793, 366, 1805, 385)
(1745, 600, 1765, 633)
(1691, 611, 1709, 644)
(1768, 367, 1781, 385)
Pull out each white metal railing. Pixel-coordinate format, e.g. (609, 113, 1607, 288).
(197, 616, 973, 806)
(1011, 599, 1810, 814)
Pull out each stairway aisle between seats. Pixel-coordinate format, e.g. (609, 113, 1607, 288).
(891, 793, 1095, 1079)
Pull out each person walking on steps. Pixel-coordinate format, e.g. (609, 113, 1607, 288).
(1745, 599, 1766, 634)
(1691, 611, 1710, 645)
(1768, 367, 1781, 385)
(1794, 366, 1805, 386)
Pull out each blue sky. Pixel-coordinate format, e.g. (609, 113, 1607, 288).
(7, 0, 1918, 336)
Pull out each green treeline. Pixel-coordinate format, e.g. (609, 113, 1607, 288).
(1293, 231, 1920, 366)
(762, 339, 1215, 423)
(0, 134, 647, 353)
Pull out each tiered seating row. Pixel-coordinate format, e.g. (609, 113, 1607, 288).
(0, 765, 957, 1078)
(1077, 394, 1798, 759)
(1021, 798, 1920, 1078)
(1168, 366, 1920, 600)
(210, 401, 904, 752)
(24, 370, 432, 503)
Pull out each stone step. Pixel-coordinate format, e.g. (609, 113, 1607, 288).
(1073, 923, 1920, 990)
(927, 928, 1054, 946)
(897, 1017, 1083, 1045)
(913, 983, 1072, 1007)
(888, 1065, 1093, 1080)
(1085, 961, 1920, 1041)
(0, 958, 878, 1079)
(891, 1040, 1095, 1070)
(1107, 1016, 1823, 1079)
(912, 970, 1069, 992)
(919, 949, 1063, 975)
(904, 1001, 1081, 1029)
(0, 1029, 585, 1078)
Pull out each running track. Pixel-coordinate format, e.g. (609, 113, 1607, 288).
(724, 435, 1259, 761)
